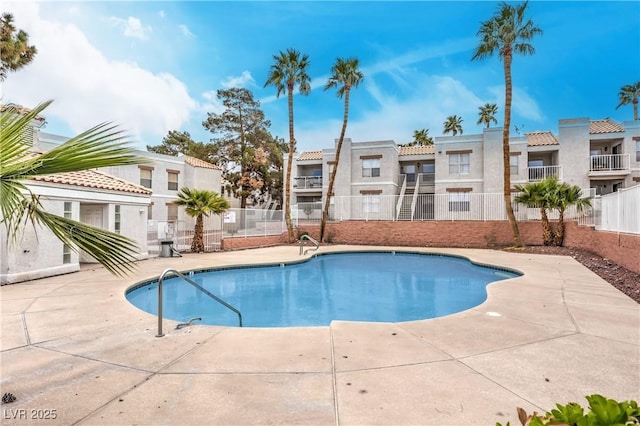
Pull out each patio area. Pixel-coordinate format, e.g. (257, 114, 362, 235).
(1, 245, 638, 425)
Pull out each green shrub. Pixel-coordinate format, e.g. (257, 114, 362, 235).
(497, 395, 639, 426)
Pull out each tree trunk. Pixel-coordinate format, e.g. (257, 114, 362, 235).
(192, 214, 204, 253)
(284, 80, 295, 242)
(540, 207, 552, 246)
(554, 210, 565, 246)
(634, 98, 638, 121)
(320, 86, 351, 242)
(502, 50, 524, 247)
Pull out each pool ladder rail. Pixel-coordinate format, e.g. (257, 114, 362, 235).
(156, 268, 243, 337)
(299, 234, 320, 255)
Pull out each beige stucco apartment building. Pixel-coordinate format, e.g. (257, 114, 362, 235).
(1, 108, 224, 284)
(285, 117, 640, 221)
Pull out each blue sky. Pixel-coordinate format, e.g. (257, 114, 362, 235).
(3, 1, 639, 153)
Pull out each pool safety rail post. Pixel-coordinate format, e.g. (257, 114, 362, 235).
(156, 268, 243, 337)
(299, 234, 320, 255)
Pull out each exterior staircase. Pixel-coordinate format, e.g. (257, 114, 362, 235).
(397, 189, 414, 221)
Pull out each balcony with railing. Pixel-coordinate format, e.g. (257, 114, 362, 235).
(589, 154, 630, 177)
(527, 165, 563, 182)
(293, 176, 323, 190)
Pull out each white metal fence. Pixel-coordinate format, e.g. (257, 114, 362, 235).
(149, 186, 638, 253)
(148, 218, 224, 253)
(597, 185, 640, 234)
(293, 190, 596, 224)
(221, 208, 285, 238)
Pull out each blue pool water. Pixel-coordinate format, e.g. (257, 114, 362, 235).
(126, 252, 520, 327)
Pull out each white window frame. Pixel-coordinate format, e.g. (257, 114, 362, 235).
(362, 159, 381, 177)
(362, 194, 380, 213)
(167, 171, 179, 191)
(140, 169, 152, 188)
(167, 204, 178, 222)
(448, 192, 471, 212)
(510, 155, 519, 175)
(448, 153, 470, 174)
(114, 205, 121, 233)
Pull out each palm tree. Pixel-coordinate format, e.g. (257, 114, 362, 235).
(549, 183, 592, 247)
(264, 48, 311, 243)
(616, 82, 640, 121)
(443, 115, 464, 136)
(472, 1, 542, 248)
(174, 188, 229, 253)
(515, 178, 555, 245)
(410, 128, 434, 146)
(319, 57, 364, 242)
(477, 103, 499, 128)
(1, 100, 147, 275)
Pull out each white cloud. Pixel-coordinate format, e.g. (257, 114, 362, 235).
(200, 90, 225, 115)
(2, 3, 197, 145)
(158, 10, 165, 18)
(293, 74, 487, 152)
(178, 24, 194, 38)
(108, 16, 152, 40)
(220, 70, 255, 89)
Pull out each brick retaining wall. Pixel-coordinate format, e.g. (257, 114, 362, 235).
(221, 221, 640, 274)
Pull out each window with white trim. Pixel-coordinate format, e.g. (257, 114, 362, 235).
(448, 192, 471, 212)
(636, 141, 640, 162)
(114, 205, 121, 233)
(362, 159, 380, 177)
(448, 153, 470, 174)
(510, 155, 519, 175)
(167, 204, 178, 221)
(140, 168, 152, 188)
(63, 244, 71, 264)
(63, 202, 72, 219)
(63, 202, 73, 263)
(362, 194, 380, 213)
(167, 171, 179, 191)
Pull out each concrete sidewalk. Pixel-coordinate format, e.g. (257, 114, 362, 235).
(1, 246, 638, 425)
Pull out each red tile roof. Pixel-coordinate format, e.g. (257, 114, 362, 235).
(297, 150, 323, 161)
(0, 103, 46, 122)
(525, 131, 559, 146)
(589, 119, 624, 134)
(184, 155, 222, 170)
(32, 169, 152, 195)
(399, 145, 436, 156)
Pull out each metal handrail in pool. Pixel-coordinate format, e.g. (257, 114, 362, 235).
(299, 234, 320, 255)
(156, 268, 243, 337)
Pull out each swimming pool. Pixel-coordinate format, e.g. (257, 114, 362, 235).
(126, 251, 521, 328)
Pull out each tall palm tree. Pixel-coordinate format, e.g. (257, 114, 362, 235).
(549, 183, 591, 247)
(319, 57, 364, 241)
(477, 103, 499, 128)
(174, 187, 229, 253)
(264, 48, 311, 243)
(410, 128, 434, 146)
(443, 115, 464, 136)
(616, 81, 640, 121)
(472, 1, 542, 248)
(515, 178, 555, 245)
(1, 100, 147, 275)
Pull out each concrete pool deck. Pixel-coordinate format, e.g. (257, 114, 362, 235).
(1, 245, 638, 425)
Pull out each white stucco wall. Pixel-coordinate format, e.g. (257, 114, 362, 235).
(1, 182, 150, 285)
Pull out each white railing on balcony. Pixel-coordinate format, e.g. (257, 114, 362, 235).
(527, 165, 563, 181)
(589, 154, 630, 172)
(293, 176, 323, 189)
